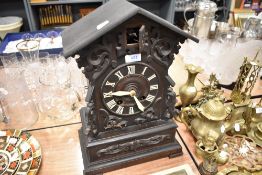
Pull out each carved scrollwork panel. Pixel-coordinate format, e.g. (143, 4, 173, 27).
(151, 38, 176, 67)
(104, 115, 128, 130)
(96, 134, 171, 157)
(141, 107, 158, 120)
(78, 44, 111, 82)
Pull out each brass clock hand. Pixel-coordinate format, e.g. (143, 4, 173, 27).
(110, 91, 131, 96)
(110, 90, 145, 111)
(133, 95, 145, 112)
(128, 90, 145, 112)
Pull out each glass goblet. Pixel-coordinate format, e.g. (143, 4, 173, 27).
(16, 40, 40, 63)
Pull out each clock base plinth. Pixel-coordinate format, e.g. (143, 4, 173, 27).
(79, 122, 182, 175)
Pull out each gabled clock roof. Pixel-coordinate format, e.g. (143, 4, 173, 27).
(62, 0, 198, 58)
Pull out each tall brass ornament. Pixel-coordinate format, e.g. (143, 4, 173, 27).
(231, 52, 261, 104)
(229, 51, 262, 135)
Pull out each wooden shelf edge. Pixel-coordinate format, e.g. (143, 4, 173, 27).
(233, 8, 256, 13)
(30, 0, 103, 6)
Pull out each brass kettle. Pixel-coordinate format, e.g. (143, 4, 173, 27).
(181, 97, 231, 143)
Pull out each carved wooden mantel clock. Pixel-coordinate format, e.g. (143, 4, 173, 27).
(62, 0, 198, 174)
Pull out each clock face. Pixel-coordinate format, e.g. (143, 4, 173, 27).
(101, 63, 159, 116)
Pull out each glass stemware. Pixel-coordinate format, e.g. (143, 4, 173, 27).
(1, 51, 87, 125)
(46, 31, 59, 44)
(68, 56, 88, 101)
(16, 40, 40, 63)
(55, 54, 71, 87)
(34, 33, 46, 42)
(21, 33, 33, 41)
(37, 54, 82, 121)
(37, 84, 80, 121)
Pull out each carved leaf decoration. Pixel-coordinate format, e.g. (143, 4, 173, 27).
(96, 134, 171, 157)
(117, 121, 128, 128)
(79, 44, 111, 82)
(97, 145, 122, 157)
(151, 38, 175, 67)
(141, 107, 158, 120)
(155, 40, 171, 57)
(92, 58, 110, 80)
(88, 50, 106, 66)
(104, 115, 128, 130)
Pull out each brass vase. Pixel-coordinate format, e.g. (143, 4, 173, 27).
(179, 64, 203, 107)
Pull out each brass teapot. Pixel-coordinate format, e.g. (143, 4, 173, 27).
(181, 97, 232, 143)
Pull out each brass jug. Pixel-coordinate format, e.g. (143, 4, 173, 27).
(184, 0, 218, 39)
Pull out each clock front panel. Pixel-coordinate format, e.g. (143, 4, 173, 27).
(101, 62, 159, 116)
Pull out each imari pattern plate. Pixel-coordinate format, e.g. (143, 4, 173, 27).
(0, 130, 42, 175)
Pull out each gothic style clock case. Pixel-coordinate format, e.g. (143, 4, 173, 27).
(62, 0, 198, 174)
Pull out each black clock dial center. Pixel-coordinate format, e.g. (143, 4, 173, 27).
(114, 74, 149, 99)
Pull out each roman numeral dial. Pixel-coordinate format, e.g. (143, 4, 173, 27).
(106, 99, 116, 109)
(150, 84, 158, 90)
(114, 71, 124, 80)
(127, 65, 135, 75)
(102, 63, 159, 116)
